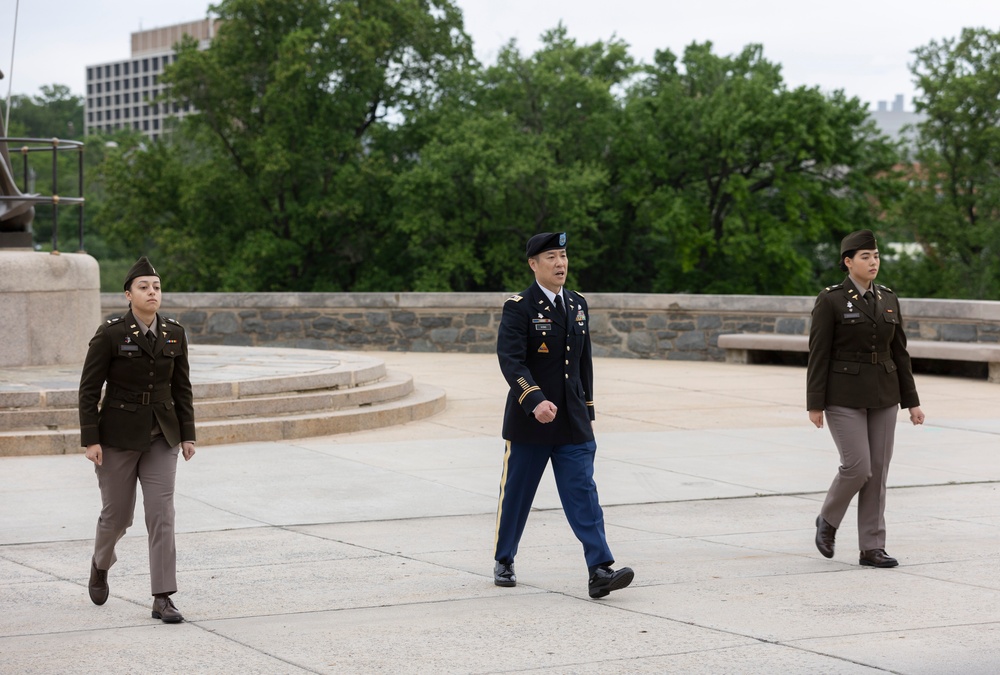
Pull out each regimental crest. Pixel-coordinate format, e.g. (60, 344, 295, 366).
(558, 233, 566, 246)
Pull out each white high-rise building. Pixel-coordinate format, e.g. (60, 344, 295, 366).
(84, 19, 217, 141)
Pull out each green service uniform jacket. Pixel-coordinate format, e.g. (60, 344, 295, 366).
(806, 278, 920, 411)
(79, 311, 196, 451)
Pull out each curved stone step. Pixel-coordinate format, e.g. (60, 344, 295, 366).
(0, 347, 447, 457)
(0, 371, 416, 431)
(0, 383, 446, 456)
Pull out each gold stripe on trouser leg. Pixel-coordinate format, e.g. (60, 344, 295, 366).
(493, 441, 512, 555)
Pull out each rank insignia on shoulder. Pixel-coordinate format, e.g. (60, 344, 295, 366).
(506, 294, 523, 303)
(575, 291, 586, 298)
(106, 317, 121, 325)
(537, 342, 549, 354)
(166, 317, 183, 326)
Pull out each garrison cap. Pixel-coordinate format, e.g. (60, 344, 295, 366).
(526, 232, 567, 258)
(840, 229, 877, 256)
(123, 256, 159, 290)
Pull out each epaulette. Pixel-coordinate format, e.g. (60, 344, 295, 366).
(506, 294, 523, 303)
(574, 290, 586, 298)
(165, 317, 185, 327)
(822, 284, 843, 293)
(105, 316, 122, 325)
(877, 284, 894, 294)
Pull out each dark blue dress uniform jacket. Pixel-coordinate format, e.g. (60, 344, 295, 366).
(807, 279, 920, 411)
(498, 283, 595, 445)
(79, 311, 196, 451)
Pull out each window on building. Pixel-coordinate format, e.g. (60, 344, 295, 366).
(114, 64, 120, 76)
(133, 93, 139, 103)
(153, 119, 159, 130)
(96, 111, 102, 121)
(105, 65, 111, 78)
(152, 56, 159, 70)
(124, 108, 130, 119)
(143, 106, 149, 117)
(114, 80, 120, 91)
(124, 62, 130, 75)
(87, 112, 93, 122)
(96, 82, 102, 93)
(133, 106, 139, 116)
(115, 110, 120, 120)
(143, 120, 149, 130)
(114, 95, 120, 105)
(143, 75, 149, 87)
(152, 103, 159, 114)
(87, 84, 92, 95)
(106, 123, 112, 132)
(123, 80, 129, 90)
(105, 95, 111, 106)
(143, 58, 149, 72)
(153, 74, 159, 85)
(133, 121, 140, 130)
(87, 68, 93, 80)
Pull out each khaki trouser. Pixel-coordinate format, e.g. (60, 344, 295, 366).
(93, 436, 179, 596)
(820, 404, 898, 551)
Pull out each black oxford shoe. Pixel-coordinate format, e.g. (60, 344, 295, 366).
(815, 515, 836, 559)
(859, 549, 898, 568)
(494, 561, 516, 587)
(151, 595, 184, 623)
(588, 565, 634, 599)
(89, 558, 109, 606)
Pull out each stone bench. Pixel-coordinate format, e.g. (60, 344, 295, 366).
(717, 333, 1000, 383)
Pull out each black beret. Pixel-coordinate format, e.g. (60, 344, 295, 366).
(526, 232, 567, 258)
(123, 256, 159, 290)
(840, 230, 877, 256)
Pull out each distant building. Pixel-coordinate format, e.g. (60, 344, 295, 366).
(869, 94, 925, 149)
(84, 19, 217, 141)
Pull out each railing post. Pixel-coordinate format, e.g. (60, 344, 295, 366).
(78, 146, 85, 251)
(51, 137, 59, 252)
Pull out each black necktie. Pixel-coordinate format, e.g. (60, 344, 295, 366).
(146, 329, 156, 350)
(554, 294, 566, 319)
(863, 291, 874, 306)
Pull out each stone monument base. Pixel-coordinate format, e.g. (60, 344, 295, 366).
(0, 250, 100, 367)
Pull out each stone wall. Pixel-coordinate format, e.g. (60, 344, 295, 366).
(99, 292, 1000, 361)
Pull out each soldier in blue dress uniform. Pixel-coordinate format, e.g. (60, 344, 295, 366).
(492, 232, 634, 599)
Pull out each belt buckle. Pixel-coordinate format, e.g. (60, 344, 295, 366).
(871, 352, 877, 364)
(141, 392, 150, 405)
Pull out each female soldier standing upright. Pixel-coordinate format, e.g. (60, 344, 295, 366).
(807, 230, 925, 568)
(79, 256, 196, 622)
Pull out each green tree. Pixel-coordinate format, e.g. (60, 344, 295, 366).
(96, 0, 473, 291)
(606, 43, 901, 294)
(889, 27, 1000, 299)
(388, 26, 633, 291)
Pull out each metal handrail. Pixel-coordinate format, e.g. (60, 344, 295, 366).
(0, 136, 85, 251)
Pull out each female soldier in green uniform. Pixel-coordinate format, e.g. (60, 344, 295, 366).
(807, 230, 925, 568)
(79, 256, 196, 622)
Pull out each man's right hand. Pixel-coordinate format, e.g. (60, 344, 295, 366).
(533, 401, 558, 424)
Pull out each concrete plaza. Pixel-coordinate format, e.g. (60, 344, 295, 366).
(1, 352, 999, 673)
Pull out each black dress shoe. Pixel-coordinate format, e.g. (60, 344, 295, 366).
(151, 595, 184, 623)
(588, 565, 634, 599)
(494, 561, 516, 587)
(859, 549, 898, 568)
(815, 515, 836, 559)
(89, 558, 109, 606)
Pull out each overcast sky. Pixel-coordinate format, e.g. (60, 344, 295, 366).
(3, 0, 999, 110)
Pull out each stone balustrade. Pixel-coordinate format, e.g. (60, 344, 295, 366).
(98, 292, 1000, 362)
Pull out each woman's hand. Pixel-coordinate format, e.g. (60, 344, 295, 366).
(808, 410, 824, 429)
(181, 441, 196, 461)
(909, 406, 925, 425)
(85, 444, 103, 466)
